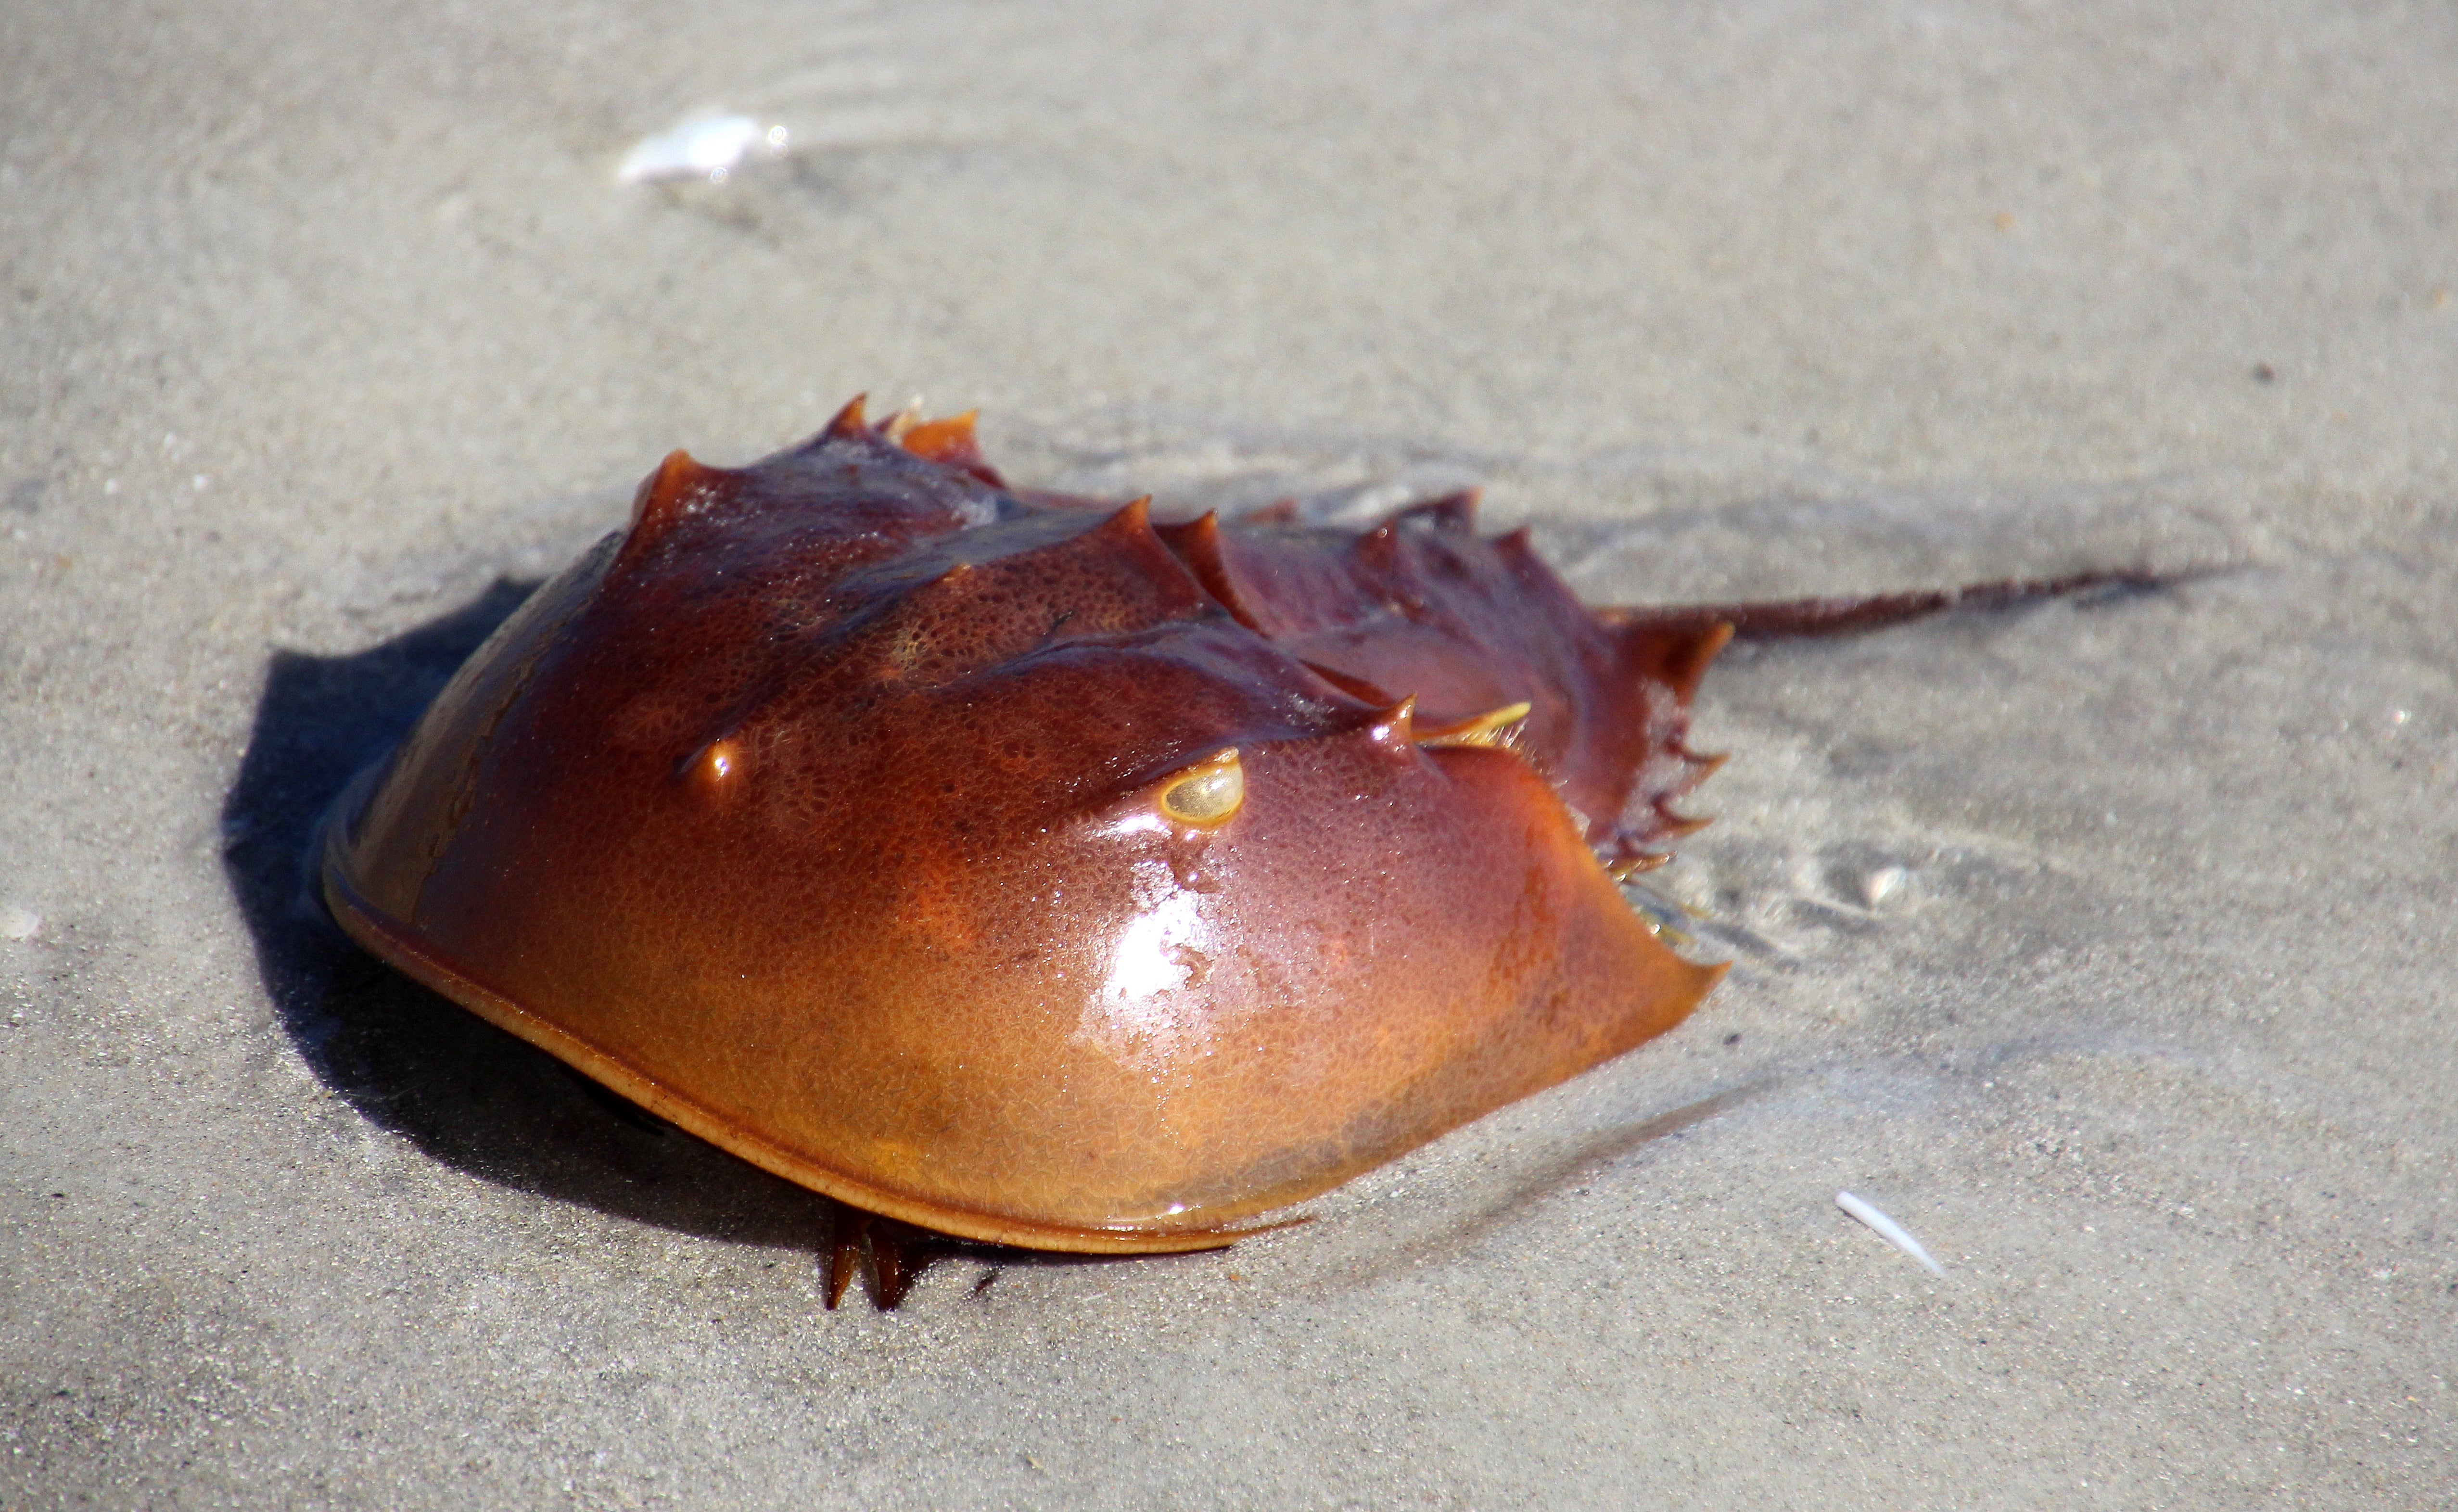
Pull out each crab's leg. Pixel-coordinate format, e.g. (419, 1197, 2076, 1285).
(824, 1203, 869, 1310)
(869, 1219, 962, 1310)
(869, 1225, 917, 1309)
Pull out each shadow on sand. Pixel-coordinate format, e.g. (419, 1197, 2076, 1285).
(220, 580, 1149, 1302)
(218, 580, 850, 1254)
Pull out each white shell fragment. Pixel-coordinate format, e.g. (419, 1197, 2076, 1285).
(1835, 1190, 1947, 1277)
(0, 906, 42, 941)
(617, 114, 790, 184)
(1859, 864, 1910, 909)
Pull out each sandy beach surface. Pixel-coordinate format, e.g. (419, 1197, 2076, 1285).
(4, 1, 2454, 1506)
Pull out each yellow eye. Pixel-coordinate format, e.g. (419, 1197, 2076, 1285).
(1156, 748, 1244, 827)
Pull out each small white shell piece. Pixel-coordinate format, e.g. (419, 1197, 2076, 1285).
(617, 114, 790, 184)
(1835, 1190, 1947, 1277)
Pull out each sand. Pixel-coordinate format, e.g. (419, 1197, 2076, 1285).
(3, 0, 2453, 1505)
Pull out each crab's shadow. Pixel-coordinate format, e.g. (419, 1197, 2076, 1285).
(219, 583, 1194, 1296)
(222, 581, 878, 1254)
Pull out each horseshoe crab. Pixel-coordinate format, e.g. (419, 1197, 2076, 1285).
(320, 400, 2150, 1305)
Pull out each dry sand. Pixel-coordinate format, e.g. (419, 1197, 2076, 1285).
(3, 0, 2454, 1506)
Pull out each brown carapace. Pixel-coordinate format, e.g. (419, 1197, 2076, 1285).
(322, 399, 2155, 1309)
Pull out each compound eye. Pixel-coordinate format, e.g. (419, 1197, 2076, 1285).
(1155, 748, 1244, 828)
